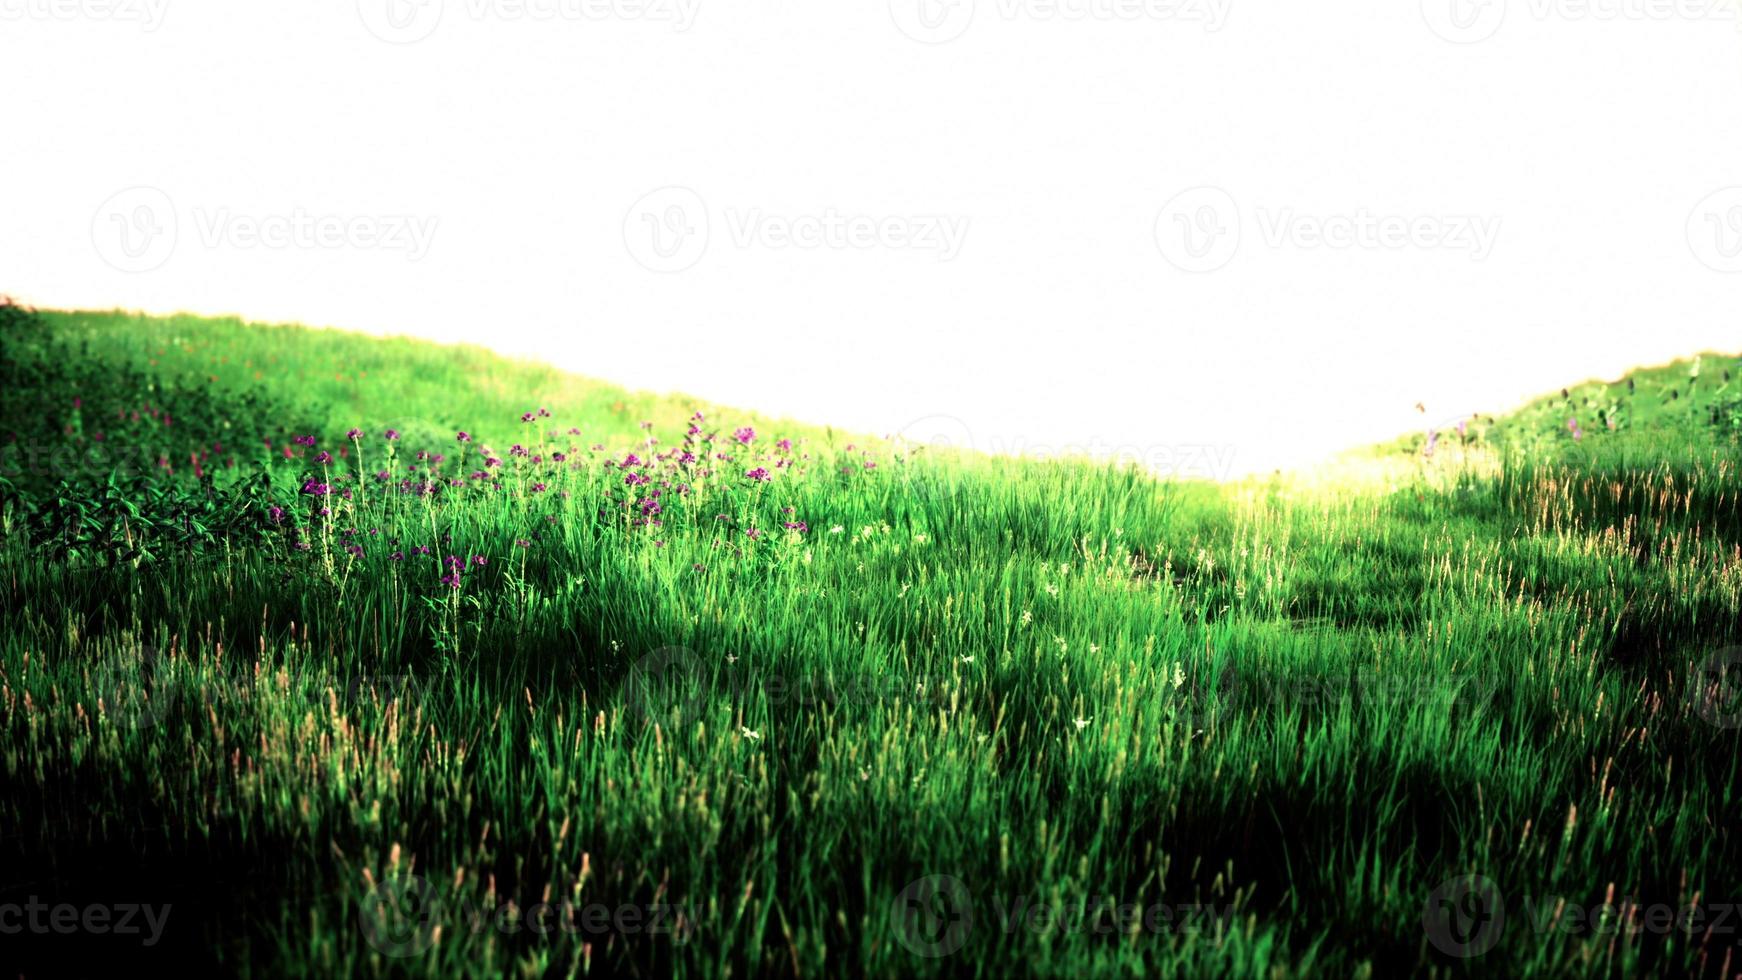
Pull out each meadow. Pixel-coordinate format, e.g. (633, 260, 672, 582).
(1, 299, 1739, 977)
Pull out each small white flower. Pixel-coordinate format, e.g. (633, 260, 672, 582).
(913, 533, 928, 544)
(960, 655, 974, 664)
(740, 726, 761, 741)
(1088, 643, 1100, 655)
(1045, 583, 1060, 598)
(1020, 610, 1032, 625)
(727, 654, 739, 665)
(1072, 716, 1091, 731)
(859, 766, 871, 781)
(829, 525, 845, 534)
(1172, 664, 1186, 690)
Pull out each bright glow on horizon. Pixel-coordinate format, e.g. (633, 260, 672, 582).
(5, 3, 1740, 476)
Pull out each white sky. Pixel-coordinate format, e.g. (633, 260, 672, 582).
(5, 0, 1741, 475)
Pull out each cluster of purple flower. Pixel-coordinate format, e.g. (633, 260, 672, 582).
(264, 407, 830, 585)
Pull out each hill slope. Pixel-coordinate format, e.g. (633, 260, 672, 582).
(3, 305, 1740, 977)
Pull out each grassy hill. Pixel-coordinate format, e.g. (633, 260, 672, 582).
(3, 302, 1740, 977)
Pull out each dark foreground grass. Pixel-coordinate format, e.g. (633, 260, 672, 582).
(2, 303, 1740, 977)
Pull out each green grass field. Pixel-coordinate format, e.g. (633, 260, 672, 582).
(2, 300, 1740, 977)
